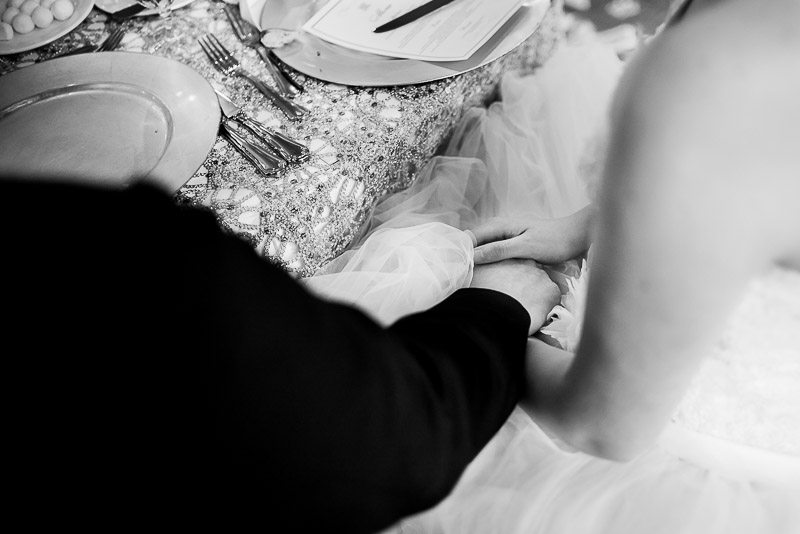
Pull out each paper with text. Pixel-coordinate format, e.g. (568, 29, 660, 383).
(303, 0, 525, 61)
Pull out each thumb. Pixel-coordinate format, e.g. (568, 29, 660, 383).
(474, 235, 527, 264)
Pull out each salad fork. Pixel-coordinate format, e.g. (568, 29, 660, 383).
(55, 26, 127, 57)
(96, 26, 127, 52)
(223, 4, 303, 97)
(198, 33, 308, 122)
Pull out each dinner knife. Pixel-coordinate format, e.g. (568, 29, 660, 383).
(223, 122, 286, 176)
(110, 3, 147, 21)
(52, 44, 97, 57)
(215, 89, 310, 165)
(373, 0, 456, 33)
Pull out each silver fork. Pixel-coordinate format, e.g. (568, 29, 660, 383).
(198, 33, 308, 122)
(96, 26, 127, 52)
(55, 25, 126, 57)
(223, 4, 303, 97)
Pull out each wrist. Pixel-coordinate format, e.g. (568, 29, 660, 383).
(520, 337, 575, 440)
(563, 204, 596, 258)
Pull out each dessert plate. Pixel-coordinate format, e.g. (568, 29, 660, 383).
(0, 0, 94, 56)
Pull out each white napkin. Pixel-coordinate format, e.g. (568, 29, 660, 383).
(238, 0, 262, 28)
(239, 0, 324, 31)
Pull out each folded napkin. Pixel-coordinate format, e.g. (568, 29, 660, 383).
(238, 0, 261, 28)
(239, 0, 323, 31)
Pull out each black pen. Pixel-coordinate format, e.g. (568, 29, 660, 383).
(373, 0, 456, 33)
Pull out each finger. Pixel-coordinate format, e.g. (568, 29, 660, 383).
(474, 242, 512, 264)
(474, 235, 528, 264)
(469, 218, 518, 246)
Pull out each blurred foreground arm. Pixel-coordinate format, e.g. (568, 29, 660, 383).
(522, 0, 800, 461)
(3, 179, 531, 532)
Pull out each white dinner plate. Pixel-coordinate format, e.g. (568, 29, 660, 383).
(0, 52, 220, 193)
(93, 0, 196, 17)
(266, 0, 550, 86)
(0, 0, 94, 56)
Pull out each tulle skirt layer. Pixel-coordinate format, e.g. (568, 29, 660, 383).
(395, 408, 800, 534)
(302, 33, 800, 534)
(304, 39, 622, 325)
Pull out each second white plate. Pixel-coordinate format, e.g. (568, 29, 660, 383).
(266, 0, 550, 87)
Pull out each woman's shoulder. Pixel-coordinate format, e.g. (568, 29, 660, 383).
(610, 0, 800, 261)
(619, 0, 800, 114)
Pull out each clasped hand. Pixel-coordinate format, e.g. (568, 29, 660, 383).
(466, 207, 594, 335)
(466, 206, 595, 266)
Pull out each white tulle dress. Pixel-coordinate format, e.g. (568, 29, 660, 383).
(302, 29, 800, 534)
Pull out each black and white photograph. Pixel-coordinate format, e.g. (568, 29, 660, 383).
(2, 0, 798, 532)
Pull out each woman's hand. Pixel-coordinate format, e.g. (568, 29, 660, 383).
(467, 205, 596, 265)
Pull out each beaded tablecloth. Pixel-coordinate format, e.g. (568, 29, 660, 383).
(0, 0, 564, 276)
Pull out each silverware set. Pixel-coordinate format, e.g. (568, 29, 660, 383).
(220, 115, 287, 177)
(199, 33, 308, 122)
(199, 29, 311, 177)
(214, 89, 310, 177)
(217, 90, 310, 164)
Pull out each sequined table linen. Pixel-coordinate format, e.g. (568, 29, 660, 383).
(0, 0, 564, 276)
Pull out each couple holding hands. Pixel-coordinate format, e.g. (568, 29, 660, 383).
(3, 0, 798, 532)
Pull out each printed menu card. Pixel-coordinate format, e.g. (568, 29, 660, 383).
(303, 0, 526, 61)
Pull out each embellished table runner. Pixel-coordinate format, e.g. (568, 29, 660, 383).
(1, 0, 564, 276)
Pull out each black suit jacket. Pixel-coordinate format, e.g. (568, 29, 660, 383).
(2, 179, 530, 532)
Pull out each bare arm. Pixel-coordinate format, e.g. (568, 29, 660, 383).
(523, 0, 800, 460)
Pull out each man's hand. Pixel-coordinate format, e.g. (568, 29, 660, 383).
(470, 259, 561, 335)
(467, 205, 595, 265)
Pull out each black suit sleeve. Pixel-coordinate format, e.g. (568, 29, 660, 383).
(3, 180, 530, 532)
